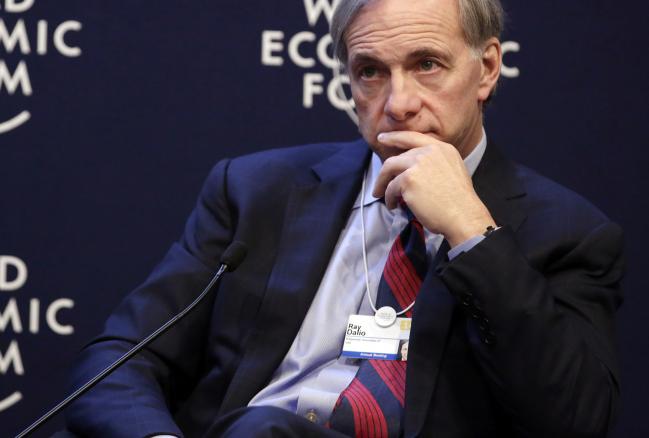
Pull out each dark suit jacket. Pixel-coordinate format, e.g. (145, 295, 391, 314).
(65, 139, 624, 437)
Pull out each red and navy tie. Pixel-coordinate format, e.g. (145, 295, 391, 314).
(329, 206, 428, 438)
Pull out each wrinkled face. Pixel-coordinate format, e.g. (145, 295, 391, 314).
(345, 0, 497, 159)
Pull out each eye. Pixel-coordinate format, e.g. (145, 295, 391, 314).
(359, 66, 378, 79)
(420, 59, 440, 72)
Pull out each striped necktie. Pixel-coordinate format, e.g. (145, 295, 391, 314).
(329, 206, 428, 438)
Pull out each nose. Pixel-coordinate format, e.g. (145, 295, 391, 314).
(383, 72, 422, 122)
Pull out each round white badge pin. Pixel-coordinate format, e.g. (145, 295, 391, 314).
(374, 306, 398, 327)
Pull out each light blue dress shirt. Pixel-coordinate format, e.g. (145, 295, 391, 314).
(248, 132, 488, 424)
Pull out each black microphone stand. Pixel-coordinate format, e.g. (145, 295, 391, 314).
(16, 241, 247, 438)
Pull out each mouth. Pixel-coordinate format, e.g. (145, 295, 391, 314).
(371, 129, 440, 160)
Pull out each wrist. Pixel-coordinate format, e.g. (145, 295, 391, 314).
(446, 212, 496, 248)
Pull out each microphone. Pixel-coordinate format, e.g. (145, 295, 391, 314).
(220, 240, 248, 271)
(16, 241, 248, 438)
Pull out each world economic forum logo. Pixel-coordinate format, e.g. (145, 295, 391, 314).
(0, 255, 76, 414)
(0, 0, 82, 135)
(259, 0, 521, 125)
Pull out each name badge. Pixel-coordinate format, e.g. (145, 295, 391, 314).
(341, 314, 411, 361)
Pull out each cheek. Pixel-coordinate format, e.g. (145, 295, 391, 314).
(453, 67, 482, 104)
(352, 90, 379, 131)
(352, 89, 371, 116)
(352, 81, 385, 113)
(431, 79, 478, 122)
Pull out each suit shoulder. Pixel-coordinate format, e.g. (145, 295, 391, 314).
(228, 140, 364, 176)
(511, 163, 624, 262)
(515, 163, 611, 225)
(198, 139, 363, 190)
(198, 138, 367, 207)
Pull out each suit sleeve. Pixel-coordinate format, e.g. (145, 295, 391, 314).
(438, 221, 624, 437)
(65, 159, 235, 438)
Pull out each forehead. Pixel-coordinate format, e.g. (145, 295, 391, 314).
(345, 0, 464, 61)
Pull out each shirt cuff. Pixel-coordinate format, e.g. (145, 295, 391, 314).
(447, 235, 486, 260)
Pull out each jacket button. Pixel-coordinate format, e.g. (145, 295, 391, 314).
(305, 410, 318, 423)
(461, 292, 473, 306)
(484, 332, 497, 346)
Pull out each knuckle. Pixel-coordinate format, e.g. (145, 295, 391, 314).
(426, 143, 442, 157)
(415, 151, 434, 168)
(401, 169, 415, 186)
(382, 156, 398, 171)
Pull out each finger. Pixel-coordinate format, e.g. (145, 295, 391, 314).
(384, 174, 404, 209)
(377, 131, 440, 151)
(372, 154, 415, 199)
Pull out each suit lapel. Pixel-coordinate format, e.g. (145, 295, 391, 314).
(404, 141, 528, 437)
(472, 141, 527, 231)
(219, 140, 372, 414)
(404, 240, 453, 438)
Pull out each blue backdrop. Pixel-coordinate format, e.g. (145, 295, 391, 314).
(1, 1, 647, 436)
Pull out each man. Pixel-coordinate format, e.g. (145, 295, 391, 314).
(65, 0, 624, 437)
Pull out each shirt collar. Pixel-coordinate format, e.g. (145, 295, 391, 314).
(353, 128, 488, 209)
(464, 127, 487, 178)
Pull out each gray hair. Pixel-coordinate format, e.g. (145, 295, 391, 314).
(331, 0, 505, 64)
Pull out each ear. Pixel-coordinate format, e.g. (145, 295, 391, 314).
(477, 37, 502, 102)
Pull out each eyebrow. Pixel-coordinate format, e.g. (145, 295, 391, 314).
(348, 53, 381, 68)
(406, 48, 445, 61)
(349, 47, 449, 68)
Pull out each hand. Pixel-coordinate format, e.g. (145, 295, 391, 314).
(372, 131, 496, 247)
